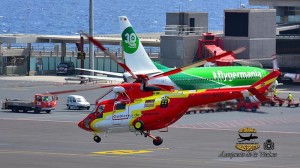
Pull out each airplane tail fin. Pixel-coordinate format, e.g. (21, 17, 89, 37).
(247, 70, 281, 101)
(153, 61, 169, 70)
(272, 54, 279, 70)
(119, 16, 159, 72)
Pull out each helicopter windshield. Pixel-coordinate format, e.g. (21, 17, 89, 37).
(90, 105, 105, 118)
(42, 96, 53, 102)
(96, 89, 115, 104)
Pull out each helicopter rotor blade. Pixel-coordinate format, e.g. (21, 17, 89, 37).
(81, 32, 137, 79)
(44, 84, 118, 95)
(149, 47, 246, 79)
(82, 30, 246, 83)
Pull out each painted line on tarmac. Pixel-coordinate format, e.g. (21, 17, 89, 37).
(277, 89, 300, 94)
(2, 116, 300, 135)
(0, 148, 170, 157)
(0, 149, 297, 168)
(172, 126, 300, 135)
(0, 149, 88, 157)
(0, 118, 76, 123)
(91, 148, 169, 155)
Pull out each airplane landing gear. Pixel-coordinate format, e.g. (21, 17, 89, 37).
(93, 135, 101, 143)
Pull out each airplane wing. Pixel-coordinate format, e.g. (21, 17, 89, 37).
(76, 75, 124, 82)
(76, 68, 123, 77)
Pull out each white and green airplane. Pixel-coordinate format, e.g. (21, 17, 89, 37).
(78, 16, 270, 90)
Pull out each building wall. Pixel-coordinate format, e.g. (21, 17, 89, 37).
(249, 0, 300, 7)
(160, 35, 201, 67)
(161, 12, 208, 67)
(248, 10, 276, 38)
(166, 12, 208, 27)
(166, 12, 208, 35)
(223, 9, 276, 64)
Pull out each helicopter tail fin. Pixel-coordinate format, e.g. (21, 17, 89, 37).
(247, 70, 281, 101)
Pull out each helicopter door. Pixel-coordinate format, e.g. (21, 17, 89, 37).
(111, 100, 130, 133)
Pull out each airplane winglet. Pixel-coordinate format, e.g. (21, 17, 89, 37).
(247, 70, 281, 101)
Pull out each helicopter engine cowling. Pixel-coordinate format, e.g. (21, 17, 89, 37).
(113, 86, 125, 94)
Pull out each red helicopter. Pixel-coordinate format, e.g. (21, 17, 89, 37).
(78, 34, 281, 146)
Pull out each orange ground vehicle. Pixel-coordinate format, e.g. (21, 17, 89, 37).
(186, 100, 237, 114)
(287, 99, 300, 107)
(236, 98, 260, 112)
(261, 96, 285, 107)
(1, 94, 57, 113)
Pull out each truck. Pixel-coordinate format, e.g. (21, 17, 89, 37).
(1, 94, 57, 113)
(236, 98, 260, 112)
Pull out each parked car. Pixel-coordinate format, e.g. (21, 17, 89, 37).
(66, 95, 90, 110)
(56, 62, 75, 75)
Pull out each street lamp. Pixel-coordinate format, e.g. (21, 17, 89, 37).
(89, 0, 94, 79)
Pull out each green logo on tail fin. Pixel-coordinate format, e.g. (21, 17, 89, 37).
(122, 27, 139, 54)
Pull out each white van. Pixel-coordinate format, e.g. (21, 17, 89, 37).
(66, 95, 90, 110)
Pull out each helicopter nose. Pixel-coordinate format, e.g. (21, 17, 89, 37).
(78, 116, 94, 132)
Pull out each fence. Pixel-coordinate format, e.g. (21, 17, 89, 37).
(1, 45, 160, 75)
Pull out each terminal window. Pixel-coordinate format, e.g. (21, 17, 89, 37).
(225, 12, 249, 37)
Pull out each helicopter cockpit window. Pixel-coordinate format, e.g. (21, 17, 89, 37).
(115, 102, 126, 110)
(95, 105, 105, 118)
(97, 89, 115, 104)
(98, 105, 105, 113)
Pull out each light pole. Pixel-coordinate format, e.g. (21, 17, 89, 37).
(89, 0, 94, 79)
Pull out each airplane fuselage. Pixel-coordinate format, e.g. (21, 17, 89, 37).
(160, 66, 270, 90)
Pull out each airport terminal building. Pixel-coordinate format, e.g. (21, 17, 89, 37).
(0, 0, 299, 76)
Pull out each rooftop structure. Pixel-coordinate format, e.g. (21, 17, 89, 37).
(250, 0, 300, 24)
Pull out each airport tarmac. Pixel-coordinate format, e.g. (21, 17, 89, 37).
(0, 76, 300, 168)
